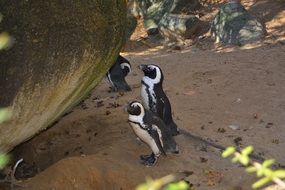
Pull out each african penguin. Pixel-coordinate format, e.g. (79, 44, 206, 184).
(106, 55, 131, 92)
(127, 101, 179, 167)
(138, 64, 180, 136)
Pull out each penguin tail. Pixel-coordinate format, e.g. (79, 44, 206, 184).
(167, 121, 180, 136)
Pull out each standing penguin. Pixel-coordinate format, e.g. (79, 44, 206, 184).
(106, 55, 131, 92)
(127, 101, 179, 167)
(139, 64, 179, 136)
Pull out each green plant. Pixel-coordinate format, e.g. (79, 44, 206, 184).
(136, 171, 191, 190)
(0, 108, 11, 169)
(0, 13, 13, 50)
(222, 146, 285, 189)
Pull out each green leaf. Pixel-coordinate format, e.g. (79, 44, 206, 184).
(222, 146, 236, 158)
(232, 156, 239, 163)
(257, 168, 264, 177)
(135, 184, 148, 190)
(0, 108, 11, 123)
(239, 156, 250, 166)
(263, 169, 273, 177)
(252, 177, 272, 189)
(262, 159, 275, 168)
(241, 146, 254, 156)
(246, 166, 257, 173)
(165, 181, 189, 190)
(272, 170, 285, 178)
(0, 154, 10, 170)
(0, 32, 11, 50)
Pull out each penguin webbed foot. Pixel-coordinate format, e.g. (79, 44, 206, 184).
(140, 153, 158, 167)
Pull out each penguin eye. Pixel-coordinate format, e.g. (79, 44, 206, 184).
(148, 66, 154, 71)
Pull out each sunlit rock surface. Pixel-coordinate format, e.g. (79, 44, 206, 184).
(0, 0, 126, 153)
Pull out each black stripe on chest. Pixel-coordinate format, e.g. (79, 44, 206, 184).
(128, 119, 147, 131)
(142, 80, 156, 111)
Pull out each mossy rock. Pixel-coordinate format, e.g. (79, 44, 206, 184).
(211, 1, 265, 45)
(159, 14, 201, 41)
(0, 0, 126, 153)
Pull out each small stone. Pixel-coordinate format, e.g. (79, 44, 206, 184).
(253, 113, 258, 119)
(96, 100, 104, 107)
(200, 157, 208, 163)
(105, 110, 111, 115)
(266, 122, 273, 128)
(86, 129, 91, 133)
(272, 139, 279, 144)
(217, 128, 226, 133)
(234, 137, 242, 146)
(228, 125, 240, 130)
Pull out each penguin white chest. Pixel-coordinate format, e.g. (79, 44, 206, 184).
(141, 83, 156, 111)
(129, 123, 160, 155)
(141, 84, 150, 109)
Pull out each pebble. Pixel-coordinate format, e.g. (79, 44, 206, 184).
(228, 125, 240, 130)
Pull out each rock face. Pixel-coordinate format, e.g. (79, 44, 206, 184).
(0, 0, 126, 153)
(159, 14, 201, 42)
(211, 1, 265, 45)
(135, 0, 202, 39)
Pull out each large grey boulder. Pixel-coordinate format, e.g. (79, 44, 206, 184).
(143, 0, 174, 35)
(211, 1, 265, 45)
(159, 14, 201, 42)
(136, 0, 202, 39)
(0, 0, 126, 153)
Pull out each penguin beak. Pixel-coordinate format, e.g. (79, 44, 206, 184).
(138, 64, 147, 72)
(124, 103, 131, 113)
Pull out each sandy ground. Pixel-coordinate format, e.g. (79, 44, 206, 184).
(1, 0, 284, 190)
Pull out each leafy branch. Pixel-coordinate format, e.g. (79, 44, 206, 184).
(222, 146, 285, 189)
(136, 171, 192, 190)
(0, 108, 12, 170)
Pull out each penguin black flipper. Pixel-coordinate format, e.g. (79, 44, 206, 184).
(151, 116, 179, 154)
(158, 96, 179, 136)
(147, 127, 166, 156)
(156, 97, 165, 122)
(113, 78, 131, 91)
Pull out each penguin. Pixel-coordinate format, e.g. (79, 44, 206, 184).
(106, 55, 131, 92)
(127, 101, 179, 167)
(138, 64, 180, 136)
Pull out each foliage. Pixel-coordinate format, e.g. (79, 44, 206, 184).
(0, 108, 11, 170)
(0, 108, 11, 123)
(0, 13, 13, 170)
(136, 173, 191, 190)
(0, 13, 12, 50)
(222, 146, 285, 189)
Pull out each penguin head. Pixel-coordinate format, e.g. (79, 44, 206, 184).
(127, 101, 145, 118)
(120, 62, 131, 76)
(118, 55, 131, 76)
(138, 64, 164, 84)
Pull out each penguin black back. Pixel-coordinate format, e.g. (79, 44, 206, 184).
(106, 55, 131, 92)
